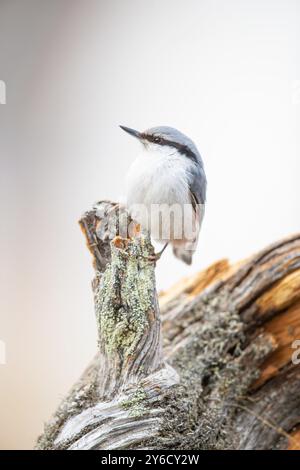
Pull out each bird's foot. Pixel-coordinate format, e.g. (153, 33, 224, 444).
(145, 252, 163, 264)
(144, 242, 169, 265)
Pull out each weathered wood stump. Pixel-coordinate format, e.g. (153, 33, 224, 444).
(36, 201, 300, 450)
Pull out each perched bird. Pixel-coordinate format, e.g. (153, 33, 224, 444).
(120, 125, 207, 264)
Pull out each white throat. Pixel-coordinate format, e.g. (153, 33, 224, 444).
(126, 144, 195, 209)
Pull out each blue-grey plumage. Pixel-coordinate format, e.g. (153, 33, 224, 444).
(121, 125, 207, 264)
(146, 126, 207, 205)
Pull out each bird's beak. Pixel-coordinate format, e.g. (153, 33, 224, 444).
(119, 125, 141, 140)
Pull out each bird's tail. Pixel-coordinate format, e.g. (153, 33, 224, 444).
(172, 245, 194, 265)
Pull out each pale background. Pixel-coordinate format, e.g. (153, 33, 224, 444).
(0, 0, 299, 449)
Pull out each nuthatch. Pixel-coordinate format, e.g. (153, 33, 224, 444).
(120, 125, 207, 264)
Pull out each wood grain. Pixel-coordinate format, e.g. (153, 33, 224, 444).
(36, 203, 300, 450)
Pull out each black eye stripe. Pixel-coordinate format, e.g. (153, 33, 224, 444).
(142, 133, 198, 163)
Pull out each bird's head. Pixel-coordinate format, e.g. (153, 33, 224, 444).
(120, 125, 201, 164)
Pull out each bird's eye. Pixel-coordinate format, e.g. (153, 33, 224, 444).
(153, 136, 161, 144)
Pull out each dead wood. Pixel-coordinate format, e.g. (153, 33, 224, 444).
(36, 201, 300, 450)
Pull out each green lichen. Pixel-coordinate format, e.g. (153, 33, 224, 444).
(121, 386, 148, 417)
(139, 288, 274, 450)
(94, 235, 155, 356)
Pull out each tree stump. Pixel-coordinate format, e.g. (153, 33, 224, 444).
(36, 201, 300, 450)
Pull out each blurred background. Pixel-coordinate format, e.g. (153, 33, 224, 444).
(0, 0, 299, 449)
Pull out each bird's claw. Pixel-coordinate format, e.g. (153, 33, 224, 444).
(146, 252, 162, 264)
(144, 242, 169, 264)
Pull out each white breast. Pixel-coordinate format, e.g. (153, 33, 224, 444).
(125, 146, 196, 243)
(126, 146, 193, 205)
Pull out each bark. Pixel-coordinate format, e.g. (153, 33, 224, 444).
(36, 201, 300, 450)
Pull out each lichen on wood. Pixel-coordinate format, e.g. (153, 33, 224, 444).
(36, 203, 300, 450)
(95, 236, 153, 357)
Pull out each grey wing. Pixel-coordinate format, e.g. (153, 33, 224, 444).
(189, 163, 207, 237)
(172, 165, 206, 265)
(189, 163, 207, 205)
